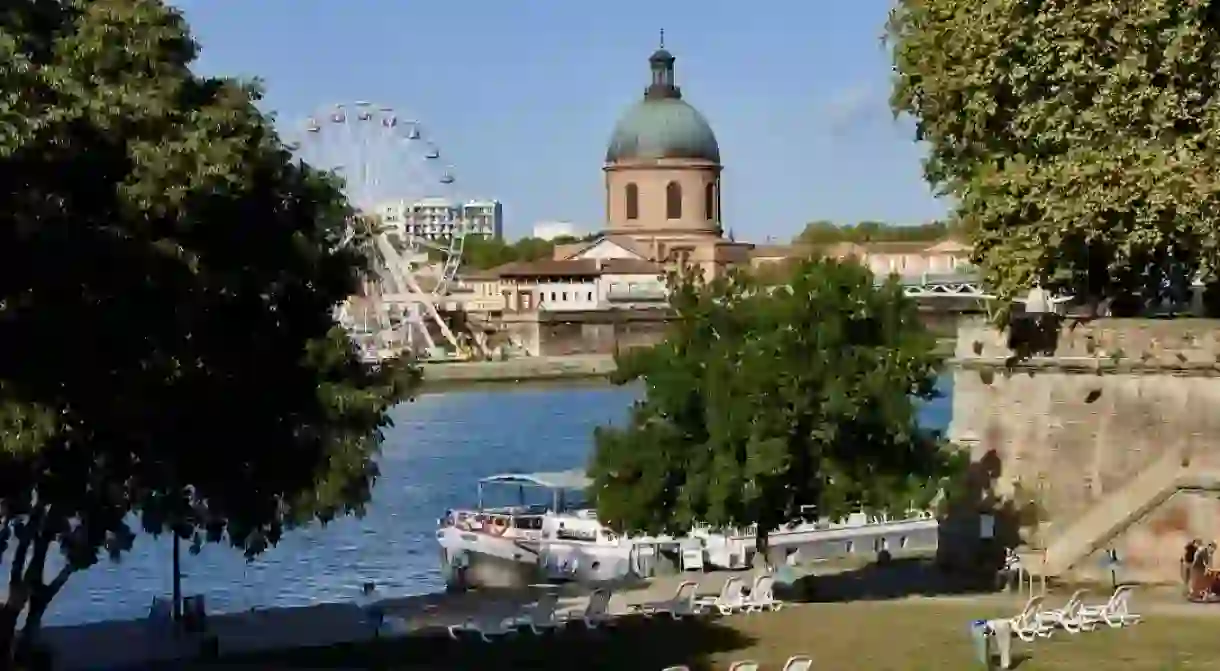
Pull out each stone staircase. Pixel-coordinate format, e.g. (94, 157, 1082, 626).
(1018, 450, 1193, 579)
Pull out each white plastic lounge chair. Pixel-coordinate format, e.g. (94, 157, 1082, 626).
(447, 612, 517, 643)
(782, 656, 813, 671)
(660, 667, 690, 671)
(1010, 594, 1055, 642)
(694, 576, 746, 615)
(628, 580, 699, 619)
(742, 574, 784, 613)
(1078, 585, 1141, 629)
(506, 591, 565, 634)
(728, 661, 759, 671)
(1036, 589, 1090, 633)
(567, 588, 614, 629)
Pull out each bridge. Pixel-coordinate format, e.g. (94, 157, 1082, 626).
(890, 271, 991, 299)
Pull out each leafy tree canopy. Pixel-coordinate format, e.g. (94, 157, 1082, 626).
(446, 234, 598, 270)
(588, 259, 963, 561)
(794, 220, 963, 246)
(889, 0, 1220, 311)
(0, 0, 415, 654)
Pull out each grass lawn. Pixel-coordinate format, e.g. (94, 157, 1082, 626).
(233, 599, 1219, 670)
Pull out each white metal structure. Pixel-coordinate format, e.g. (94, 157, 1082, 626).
(293, 101, 468, 360)
(435, 470, 939, 591)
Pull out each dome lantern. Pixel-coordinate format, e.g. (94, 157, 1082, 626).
(604, 36, 720, 165)
(646, 29, 680, 100)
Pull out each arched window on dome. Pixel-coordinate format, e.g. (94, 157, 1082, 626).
(625, 183, 639, 220)
(704, 182, 716, 221)
(666, 181, 682, 220)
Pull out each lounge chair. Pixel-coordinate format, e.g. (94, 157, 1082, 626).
(506, 591, 564, 634)
(567, 588, 614, 629)
(742, 574, 784, 613)
(1078, 585, 1141, 629)
(728, 661, 759, 671)
(694, 576, 746, 615)
(660, 667, 690, 671)
(1035, 589, 1090, 633)
(782, 656, 814, 671)
(628, 580, 699, 619)
(1009, 594, 1055, 642)
(447, 612, 517, 643)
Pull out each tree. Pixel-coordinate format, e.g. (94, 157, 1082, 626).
(451, 234, 599, 270)
(588, 259, 963, 565)
(0, 0, 416, 661)
(888, 0, 1220, 314)
(794, 220, 958, 246)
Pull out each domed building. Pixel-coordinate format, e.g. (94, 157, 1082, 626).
(478, 41, 754, 329)
(596, 44, 751, 277)
(543, 41, 751, 280)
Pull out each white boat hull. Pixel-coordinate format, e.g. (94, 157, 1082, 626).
(436, 527, 643, 591)
(699, 517, 941, 569)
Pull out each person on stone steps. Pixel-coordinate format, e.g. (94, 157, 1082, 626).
(1183, 539, 1201, 596)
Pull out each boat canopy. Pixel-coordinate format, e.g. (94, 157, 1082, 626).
(478, 470, 591, 491)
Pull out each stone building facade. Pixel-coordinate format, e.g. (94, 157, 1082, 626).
(945, 317, 1220, 583)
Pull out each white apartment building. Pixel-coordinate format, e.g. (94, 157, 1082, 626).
(376, 197, 503, 242)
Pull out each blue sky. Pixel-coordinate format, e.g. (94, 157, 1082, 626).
(173, 0, 945, 242)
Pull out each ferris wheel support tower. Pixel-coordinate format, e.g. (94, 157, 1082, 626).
(294, 101, 476, 360)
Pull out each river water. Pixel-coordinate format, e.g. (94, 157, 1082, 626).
(42, 380, 951, 626)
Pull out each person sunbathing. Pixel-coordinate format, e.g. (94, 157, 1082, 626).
(1187, 544, 1216, 602)
(1182, 538, 1201, 595)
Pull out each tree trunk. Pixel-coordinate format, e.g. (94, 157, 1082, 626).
(754, 527, 771, 571)
(0, 604, 23, 671)
(17, 564, 71, 657)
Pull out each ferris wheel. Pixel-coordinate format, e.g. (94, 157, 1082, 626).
(292, 101, 470, 360)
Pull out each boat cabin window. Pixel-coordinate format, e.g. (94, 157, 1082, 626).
(513, 516, 543, 530)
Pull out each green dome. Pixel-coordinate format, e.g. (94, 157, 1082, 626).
(605, 98, 721, 164)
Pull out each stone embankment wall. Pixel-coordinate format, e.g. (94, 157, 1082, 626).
(500, 309, 672, 357)
(946, 317, 1220, 583)
(421, 354, 616, 384)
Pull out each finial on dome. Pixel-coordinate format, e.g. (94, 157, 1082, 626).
(645, 33, 680, 100)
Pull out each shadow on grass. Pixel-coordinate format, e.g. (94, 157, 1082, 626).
(224, 614, 756, 670)
(782, 555, 996, 603)
(777, 447, 1044, 604)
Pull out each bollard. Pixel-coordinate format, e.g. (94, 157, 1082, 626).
(969, 620, 992, 668)
(987, 619, 1014, 670)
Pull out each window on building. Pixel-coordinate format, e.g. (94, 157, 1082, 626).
(704, 182, 715, 221)
(666, 181, 682, 219)
(625, 183, 639, 220)
(550, 291, 557, 301)
(562, 292, 568, 301)
(587, 291, 593, 301)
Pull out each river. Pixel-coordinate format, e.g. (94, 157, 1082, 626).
(41, 379, 952, 626)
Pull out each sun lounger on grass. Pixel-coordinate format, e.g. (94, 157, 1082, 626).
(782, 655, 813, 671)
(1009, 594, 1055, 642)
(728, 661, 759, 671)
(628, 580, 699, 620)
(566, 588, 614, 629)
(694, 576, 746, 615)
(1078, 585, 1141, 629)
(741, 574, 784, 613)
(1035, 588, 1090, 633)
(447, 613, 517, 643)
(505, 591, 565, 634)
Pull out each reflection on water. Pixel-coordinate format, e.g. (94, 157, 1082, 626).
(41, 378, 952, 626)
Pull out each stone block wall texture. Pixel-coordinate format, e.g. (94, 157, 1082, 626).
(949, 317, 1220, 582)
(536, 311, 670, 357)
